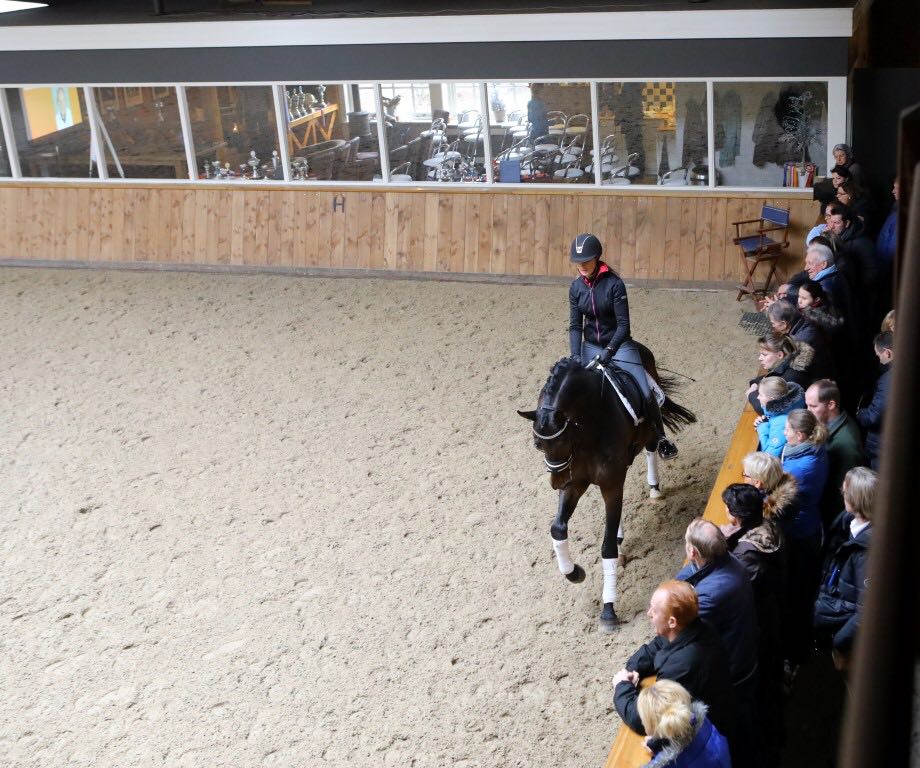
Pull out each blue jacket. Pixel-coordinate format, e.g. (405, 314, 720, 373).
(676, 555, 758, 684)
(857, 363, 891, 467)
(780, 441, 829, 539)
(645, 712, 732, 768)
(756, 382, 805, 456)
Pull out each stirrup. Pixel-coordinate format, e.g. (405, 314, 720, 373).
(657, 438, 679, 461)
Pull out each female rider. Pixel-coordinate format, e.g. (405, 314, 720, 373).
(567, 233, 678, 460)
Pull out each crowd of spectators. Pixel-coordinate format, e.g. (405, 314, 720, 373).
(610, 144, 894, 767)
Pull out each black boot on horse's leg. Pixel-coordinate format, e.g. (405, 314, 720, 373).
(647, 399, 678, 461)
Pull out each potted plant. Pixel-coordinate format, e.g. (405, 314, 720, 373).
(779, 91, 820, 187)
(490, 91, 506, 123)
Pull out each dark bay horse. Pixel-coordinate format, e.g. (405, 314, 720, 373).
(517, 345, 696, 631)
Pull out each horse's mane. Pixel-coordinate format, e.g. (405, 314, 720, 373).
(539, 357, 582, 408)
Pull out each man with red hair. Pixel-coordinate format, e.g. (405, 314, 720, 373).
(612, 580, 734, 741)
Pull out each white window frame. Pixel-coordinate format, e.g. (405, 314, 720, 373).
(0, 76, 846, 192)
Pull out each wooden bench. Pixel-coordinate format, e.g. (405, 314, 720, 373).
(603, 404, 759, 766)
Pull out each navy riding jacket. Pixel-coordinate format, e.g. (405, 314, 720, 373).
(568, 262, 631, 357)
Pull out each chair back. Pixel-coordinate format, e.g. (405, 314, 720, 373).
(762, 205, 790, 227)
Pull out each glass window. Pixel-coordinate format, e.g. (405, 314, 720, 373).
(596, 81, 709, 186)
(91, 86, 188, 179)
(5, 86, 95, 178)
(186, 85, 279, 181)
(0, 113, 10, 177)
(355, 82, 486, 183)
(713, 81, 828, 187)
(283, 83, 382, 181)
(489, 81, 593, 185)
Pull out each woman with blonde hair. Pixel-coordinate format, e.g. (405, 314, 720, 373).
(637, 679, 731, 767)
(815, 467, 877, 663)
(779, 408, 829, 669)
(741, 451, 799, 521)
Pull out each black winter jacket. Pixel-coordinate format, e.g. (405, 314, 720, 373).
(614, 618, 734, 739)
(857, 363, 891, 465)
(814, 511, 871, 650)
(568, 263, 631, 356)
(790, 315, 834, 381)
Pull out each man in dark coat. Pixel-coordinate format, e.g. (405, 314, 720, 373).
(805, 379, 865, 526)
(676, 519, 760, 767)
(826, 204, 881, 333)
(613, 580, 733, 740)
(857, 331, 893, 470)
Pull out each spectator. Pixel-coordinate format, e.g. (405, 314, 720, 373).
(780, 408, 829, 667)
(805, 379, 865, 527)
(796, 280, 844, 338)
(826, 204, 879, 324)
(675, 520, 759, 768)
(856, 330, 893, 470)
(835, 179, 875, 234)
(526, 84, 548, 139)
(746, 334, 811, 415)
(881, 309, 894, 334)
(803, 242, 846, 314)
(755, 376, 806, 456)
(637, 679, 732, 768)
(742, 451, 799, 523)
(831, 143, 863, 184)
(766, 299, 833, 381)
(876, 178, 899, 270)
(720, 483, 785, 767)
(814, 467, 877, 670)
(613, 581, 734, 741)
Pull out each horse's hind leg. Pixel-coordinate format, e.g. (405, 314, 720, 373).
(645, 449, 663, 499)
(551, 482, 589, 583)
(599, 479, 626, 632)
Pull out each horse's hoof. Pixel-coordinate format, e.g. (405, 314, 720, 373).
(565, 564, 586, 583)
(649, 484, 663, 500)
(599, 603, 619, 633)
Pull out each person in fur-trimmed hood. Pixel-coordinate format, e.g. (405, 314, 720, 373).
(754, 377, 806, 457)
(637, 679, 731, 768)
(746, 334, 815, 415)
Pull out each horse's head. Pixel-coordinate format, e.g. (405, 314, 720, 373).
(518, 357, 585, 481)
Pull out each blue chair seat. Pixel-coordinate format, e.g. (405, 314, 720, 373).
(738, 235, 781, 255)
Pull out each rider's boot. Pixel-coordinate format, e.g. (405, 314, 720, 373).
(648, 399, 679, 461)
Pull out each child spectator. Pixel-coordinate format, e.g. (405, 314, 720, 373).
(856, 331, 893, 470)
(814, 467, 877, 672)
(754, 377, 806, 456)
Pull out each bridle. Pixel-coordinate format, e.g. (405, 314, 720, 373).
(532, 412, 578, 476)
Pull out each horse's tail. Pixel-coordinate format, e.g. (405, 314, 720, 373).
(655, 371, 697, 433)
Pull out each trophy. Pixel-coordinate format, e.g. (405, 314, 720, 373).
(286, 89, 295, 121)
(248, 150, 261, 179)
(203, 161, 211, 179)
(315, 84, 327, 110)
(296, 86, 307, 117)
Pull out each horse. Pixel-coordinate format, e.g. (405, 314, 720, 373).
(517, 344, 696, 632)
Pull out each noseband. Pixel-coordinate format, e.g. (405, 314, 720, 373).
(533, 414, 577, 475)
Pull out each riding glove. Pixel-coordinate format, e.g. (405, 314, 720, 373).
(598, 347, 614, 366)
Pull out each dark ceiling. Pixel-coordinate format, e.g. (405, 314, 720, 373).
(0, 0, 856, 26)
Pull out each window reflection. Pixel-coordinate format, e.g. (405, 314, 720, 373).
(714, 82, 828, 187)
(92, 86, 187, 179)
(186, 85, 280, 180)
(6, 86, 95, 178)
(596, 82, 709, 185)
(282, 83, 382, 182)
(354, 82, 486, 183)
(489, 82, 592, 184)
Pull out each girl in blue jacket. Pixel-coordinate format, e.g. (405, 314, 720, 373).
(638, 679, 731, 768)
(780, 407, 830, 666)
(755, 377, 805, 457)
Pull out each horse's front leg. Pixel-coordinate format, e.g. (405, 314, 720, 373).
(550, 481, 589, 583)
(599, 476, 626, 632)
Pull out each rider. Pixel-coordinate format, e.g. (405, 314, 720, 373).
(568, 233, 679, 460)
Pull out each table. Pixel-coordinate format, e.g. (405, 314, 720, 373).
(288, 105, 339, 150)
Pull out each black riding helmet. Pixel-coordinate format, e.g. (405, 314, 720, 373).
(570, 233, 603, 263)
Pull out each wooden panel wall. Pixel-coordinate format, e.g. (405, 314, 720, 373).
(0, 185, 819, 284)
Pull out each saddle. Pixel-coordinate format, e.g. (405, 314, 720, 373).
(597, 362, 646, 426)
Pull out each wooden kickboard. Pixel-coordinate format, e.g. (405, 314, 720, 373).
(604, 677, 657, 768)
(702, 404, 759, 527)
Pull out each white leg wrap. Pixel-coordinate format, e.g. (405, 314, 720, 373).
(617, 521, 624, 541)
(602, 558, 618, 604)
(552, 538, 575, 576)
(645, 449, 660, 487)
